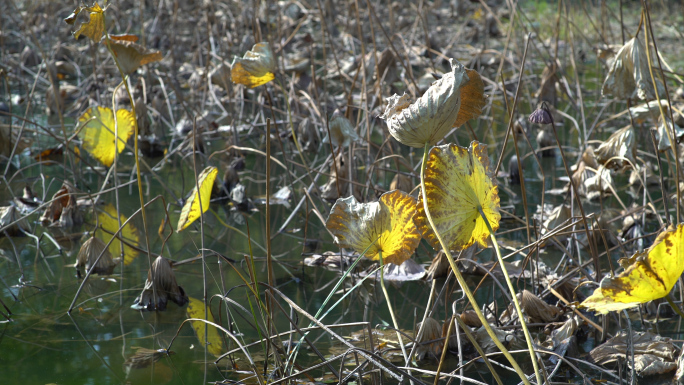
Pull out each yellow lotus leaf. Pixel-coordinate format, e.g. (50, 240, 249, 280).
(76, 106, 135, 167)
(72, 3, 105, 43)
(415, 141, 500, 251)
(96, 204, 139, 266)
(381, 59, 468, 148)
(581, 224, 684, 314)
(452, 68, 486, 128)
(177, 166, 218, 232)
(326, 190, 421, 265)
(186, 297, 223, 356)
(231, 42, 275, 88)
(108, 39, 163, 75)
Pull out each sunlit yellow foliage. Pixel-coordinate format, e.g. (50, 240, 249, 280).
(177, 166, 218, 232)
(581, 224, 684, 314)
(187, 297, 223, 356)
(326, 190, 421, 265)
(415, 141, 500, 251)
(96, 204, 139, 266)
(231, 42, 276, 88)
(72, 3, 105, 43)
(76, 106, 135, 167)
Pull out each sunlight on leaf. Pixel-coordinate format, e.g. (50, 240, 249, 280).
(96, 204, 139, 266)
(381, 59, 468, 148)
(231, 42, 275, 88)
(109, 39, 163, 75)
(581, 224, 684, 314)
(187, 297, 224, 357)
(602, 37, 665, 101)
(76, 106, 135, 167)
(72, 3, 105, 43)
(177, 166, 218, 232)
(326, 190, 421, 265)
(415, 141, 500, 251)
(452, 68, 486, 128)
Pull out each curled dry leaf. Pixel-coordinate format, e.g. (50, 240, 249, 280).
(459, 310, 482, 328)
(583, 165, 614, 201)
(177, 166, 218, 232)
(500, 290, 561, 324)
(231, 42, 275, 88)
(124, 347, 174, 370)
(75, 236, 119, 275)
(326, 190, 421, 265)
(590, 331, 678, 377)
(108, 39, 162, 75)
(415, 317, 443, 361)
(40, 181, 81, 227)
(581, 224, 684, 314)
(595, 125, 636, 170)
(602, 37, 665, 101)
(71, 3, 105, 43)
(96, 204, 139, 265)
(655, 120, 684, 152)
(541, 204, 571, 243)
(415, 141, 500, 252)
(132, 256, 188, 311)
(186, 297, 223, 356)
(76, 106, 136, 167)
(0, 206, 30, 236)
(474, 324, 526, 354)
(381, 59, 469, 148)
(452, 68, 486, 128)
(322, 110, 365, 148)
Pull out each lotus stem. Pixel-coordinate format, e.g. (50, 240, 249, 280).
(419, 142, 531, 385)
(378, 250, 410, 366)
(477, 205, 545, 385)
(666, 295, 684, 319)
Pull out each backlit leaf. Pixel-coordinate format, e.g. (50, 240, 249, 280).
(381, 59, 469, 148)
(326, 190, 421, 265)
(177, 166, 218, 232)
(452, 68, 486, 128)
(109, 39, 162, 75)
(96, 204, 139, 266)
(73, 3, 105, 43)
(186, 297, 223, 356)
(76, 106, 135, 167)
(581, 224, 684, 314)
(415, 141, 500, 251)
(231, 42, 275, 88)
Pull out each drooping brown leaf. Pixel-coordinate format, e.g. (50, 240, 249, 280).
(500, 290, 561, 324)
(0, 206, 30, 236)
(415, 317, 443, 361)
(595, 125, 637, 170)
(590, 331, 678, 377)
(131, 256, 188, 311)
(108, 39, 162, 75)
(40, 181, 81, 227)
(452, 68, 486, 128)
(75, 236, 119, 275)
(602, 37, 665, 101)
(322, 110, 365, 148)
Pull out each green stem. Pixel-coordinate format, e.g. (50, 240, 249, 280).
(666, 294, 684, 319)
(419, 142, 530, 385)
(478, 206, 545, 385)
(378, 250, 409, 365)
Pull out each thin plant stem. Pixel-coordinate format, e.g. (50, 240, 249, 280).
(378, 250, 410, 365)
(666, 295, 684, 319)
(419, 142, 530, 385)
(477, 206, 545, 385)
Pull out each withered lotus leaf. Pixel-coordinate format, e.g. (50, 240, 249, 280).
(326, 190, 421, 265)
(452, 68, 487, 128)
(581, 224, 684, 314)
(381, 59, 469, 148)
(602, 37, 665, 101)
(75, 236, 119, 275)
(415, 141, 500, 251)
(40, 181, 81, 227)
(108, 39, 162, 75)
(595, 125, 637, 170)
(231, 42, 275, 88)
(76, 106, 135, 167)
(72, 3, 105, 43)
(321, 110, 365, 148)
(132, 256, 188, 311)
